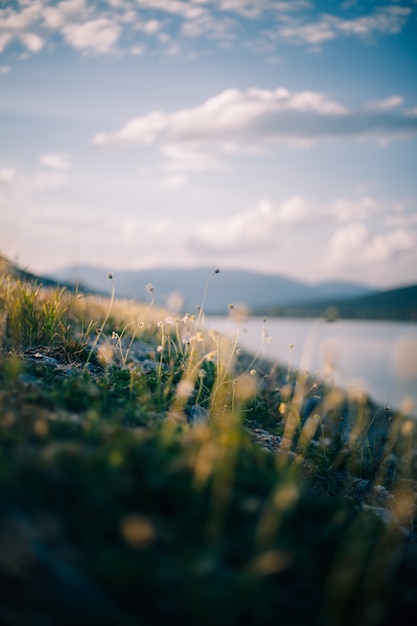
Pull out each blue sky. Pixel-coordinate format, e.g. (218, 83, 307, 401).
(1, 0, 417, 288)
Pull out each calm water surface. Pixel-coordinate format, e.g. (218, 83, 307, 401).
(206, 316, 417, 416)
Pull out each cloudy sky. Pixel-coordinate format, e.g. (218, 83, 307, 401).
(1, 0, 417, 288)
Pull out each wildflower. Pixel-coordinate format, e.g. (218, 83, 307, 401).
(157, 345, 163, 353)
(214, 268, 220, 274)
(289, 343, 294, 349)
(229, 303, 249, 322)
(250, 369, 256, 376)
(164, 316, 173, 326)
(209, 329, 218, 342)
(108, 273, 113, 280)
(146, 283, 154, 294)
(112, 331, 119, 340)
(181, 314, 190, 323)
(176, 378, 194, 399)
(120, 514, 155, 549)
(97, 343, 114, 365)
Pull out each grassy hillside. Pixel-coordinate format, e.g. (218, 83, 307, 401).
(259, 284, 417, 321)
(0, 253, 102, 297)
(1, 260, 417, 625)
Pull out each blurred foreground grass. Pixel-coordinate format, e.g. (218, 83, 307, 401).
(0, 268, 416, 626)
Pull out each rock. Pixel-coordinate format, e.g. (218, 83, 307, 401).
(188, 405, 209, 424)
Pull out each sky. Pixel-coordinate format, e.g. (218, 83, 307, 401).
(0, 0, 417, 289)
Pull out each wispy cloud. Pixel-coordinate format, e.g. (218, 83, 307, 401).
(93, 111, 168, 146)
(136, 0, 207, 21)
(32, 172, 67, 191)
(366, 95, 404, 110)
(62, 18, 122, 54)
(0, 0, 413, 58)
(39, 152, 72, 170)
(161, 144, 226, 173)
(272, 5, 412, 47)
(160, 173, 188, 188)
(0, 168, 15, 185)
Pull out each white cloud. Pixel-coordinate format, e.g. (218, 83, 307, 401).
(329, 6, 412, 37)
(19, 31, 44, 52)
(130, 44, 146, 55)
(0, 0, 412, 59)
(404, 107, 417, 118)
(92, 86, 417, 158)
(32, 172, 67, 191)
(277, 20, 335, 45)
(39, 152, 73, 171)
(367, 95, 404, 110)
(0, 34, 13, 53)
(136, 0, 206, 21)
(211, 0, 310, 19)
(0, 1, 43, 31)
(213, 0, 267, 19)
(0, 168, 15, 184)
(323, 222, 416, 276)
(93, 111, 168, 145)
(63, 18, 122, 54)
(134, 18, 162, 35)
(0, 65, 11, 74)
(186, 195, 316, 255)
(161, 144, 225, 172)
(42, 0, 89, 30)
(327, 196, 380, 222)
(185, 194, 384, 255)
(0, 0, 43, 52)
(362, 229, 415, 263)
(326, 222, 368, 265)
(273, 5, 412, 46)
(181, 12, 236, 40)
(160, 174, 189, 188)
(92, 86, 348, 147)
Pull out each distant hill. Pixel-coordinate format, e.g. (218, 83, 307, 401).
(0, 254, 101, 296)
(257, 284, 417, 322)
(52, 264, 377, 314)
(3, 256, 414, 321)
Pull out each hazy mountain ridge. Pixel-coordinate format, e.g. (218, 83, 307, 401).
(4, 257, 414, 321)
(258, 284, 417, 321)
(52, 264, 377, 313)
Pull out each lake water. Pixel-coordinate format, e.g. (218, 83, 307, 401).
(206, 316, 417, 416)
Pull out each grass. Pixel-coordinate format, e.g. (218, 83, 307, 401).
(0, 263, 416, 626)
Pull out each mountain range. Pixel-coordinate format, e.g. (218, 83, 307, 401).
(2, 255, 415, 321)
(52, 264, 378, 314)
